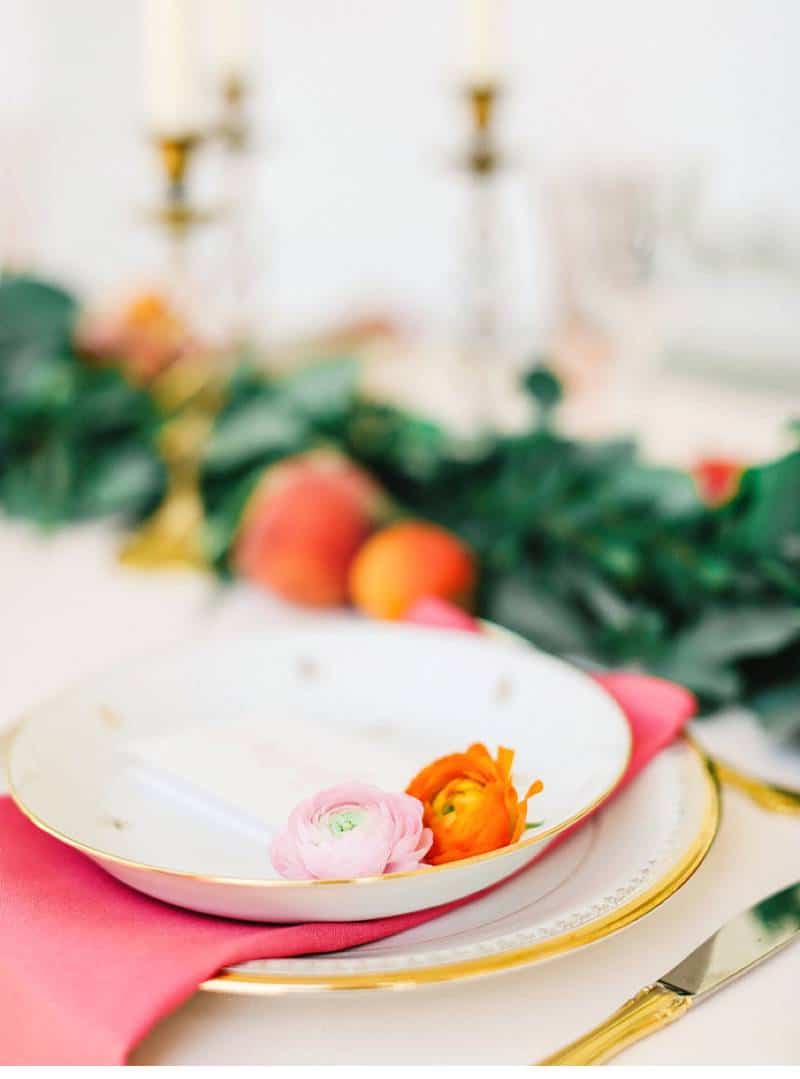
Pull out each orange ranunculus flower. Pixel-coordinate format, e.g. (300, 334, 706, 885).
(406, 743, 543, 866)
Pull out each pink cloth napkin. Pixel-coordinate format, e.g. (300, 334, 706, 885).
(0, 669, 694, 1064)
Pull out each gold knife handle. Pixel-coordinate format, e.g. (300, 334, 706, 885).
(539, 983, 692, 1065)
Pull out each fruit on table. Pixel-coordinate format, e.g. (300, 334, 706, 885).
(349, 521, 476, 620)
(235, 451, 387, 607)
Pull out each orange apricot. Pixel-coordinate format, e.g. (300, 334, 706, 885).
(349, 521, 475, 620)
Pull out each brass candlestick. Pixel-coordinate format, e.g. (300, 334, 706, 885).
(467, 82, 500, 173)
(118, 362, 223, 572)
(148, 132, 215, 235)
(120, 133, 224, 572)
(214, 75, 261, 347)
(459, 83, 505, 431)
(217, 75, 249, 152)
(144, 131, 220, 298)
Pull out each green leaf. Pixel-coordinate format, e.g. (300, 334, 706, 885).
(201, 469, 264, 571)
(0, 275, 77, 350)
(345, 403, 455, 484)
(0, 436, 76, 525)
(666, 606, 800, 666)
(603, 461, 703, 520)
(277, 358, 358, 423)
(76, 445, 165, 519)
(650, 605, 800, 705)
(203, 397, 310, 473)
(756, 557, 800, 601)
(650, 654, 742, 703)
(748, 679, 800, 741)
(0, 277, 166, 527)
(729, 451, 800, 556)
(523, 365, 563, 414)
(72, 368, 159, 435)
(560, 564, 638, 633)
(484, 570, 596, 656)
(0, 346, 77, 418)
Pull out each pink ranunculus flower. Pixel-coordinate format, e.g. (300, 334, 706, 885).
(269, 782, 434, 880)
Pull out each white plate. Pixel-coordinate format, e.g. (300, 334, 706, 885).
(691, 709, 800, 791)
(206, 739, 718, 993)
(8, 623, 631, 922)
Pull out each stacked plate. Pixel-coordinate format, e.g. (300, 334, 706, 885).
(8, 622, 718, 993)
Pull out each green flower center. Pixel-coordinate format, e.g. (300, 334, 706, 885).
(328, 808, 364, 835)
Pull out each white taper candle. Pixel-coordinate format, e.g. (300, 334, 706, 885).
(465, 0, 500, 85)
(143, 0, 199, 134)
(207, 0, 252, 85)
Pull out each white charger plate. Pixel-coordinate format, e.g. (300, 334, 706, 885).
(8, 623, 630, 922)
(206, 738, 719, 993)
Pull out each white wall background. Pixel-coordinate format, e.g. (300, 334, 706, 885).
(1, 0, 799, 342)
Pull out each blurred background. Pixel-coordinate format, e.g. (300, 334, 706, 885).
(2, 0, 800, 798)
(2, 0, 800, 459)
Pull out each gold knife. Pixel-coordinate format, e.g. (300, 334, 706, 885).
(541, 880, 800, 1065)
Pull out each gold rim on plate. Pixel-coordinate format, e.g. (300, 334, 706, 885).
(6, 729, 631, 887)
(6, 634, 633, 889)
(705, 753, 800, 815)
(202, 740, 720, 995)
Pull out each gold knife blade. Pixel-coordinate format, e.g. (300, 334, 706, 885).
(540, 881, 800, 1065)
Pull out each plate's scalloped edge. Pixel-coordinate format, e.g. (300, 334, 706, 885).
(202, 741, 720, 995)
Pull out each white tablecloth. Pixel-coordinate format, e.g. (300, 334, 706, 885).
(1, 520, 798, 1065)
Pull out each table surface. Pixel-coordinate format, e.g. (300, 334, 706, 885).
(1, 518, 799, 1065)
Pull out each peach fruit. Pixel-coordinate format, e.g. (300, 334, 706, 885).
(235, 451, 386, 607)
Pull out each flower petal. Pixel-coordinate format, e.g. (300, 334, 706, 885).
(269, 783, 432, 880)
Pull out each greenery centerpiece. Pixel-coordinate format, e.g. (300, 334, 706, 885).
(2, 274, 799, 736)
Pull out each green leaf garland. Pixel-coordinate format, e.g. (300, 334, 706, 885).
(2, 274, 799, 735)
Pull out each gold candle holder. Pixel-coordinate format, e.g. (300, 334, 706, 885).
(214, 76, 259, 348)
(119, 363, 223, 572)
(466, 82, 500, 174)
(120, 132, 224, 572)
(458, 82, 506, 432)
(144, 132, 220, 292)
(217, 75, 249, 152)
(148, 133, 209, 232)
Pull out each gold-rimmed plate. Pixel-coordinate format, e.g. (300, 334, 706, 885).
(690, 710, 800, 815)
(8, 622, 630, 922)
(204, 738, 718, 994)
